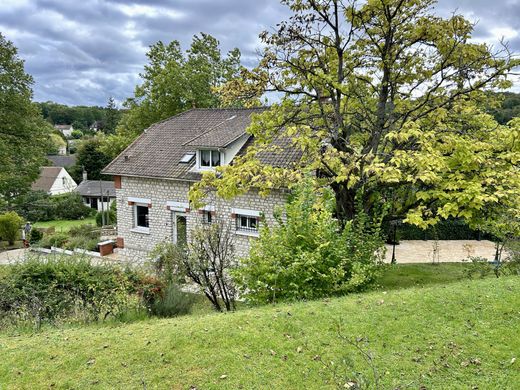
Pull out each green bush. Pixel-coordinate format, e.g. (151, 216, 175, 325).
(234, 182, 385, 304)
(0, 255, 141, 329)
(149, 283, 194, 318)
(12, 191, 56, 222)
(0, 211, 24, 245)
(52, 193, 93, 220)
(383, 219, 493, 242)
(95, 210, 116, 227)
(28, 229, 43, 245)
(40, 232, 69, 249)
(68, 224, 100, 240)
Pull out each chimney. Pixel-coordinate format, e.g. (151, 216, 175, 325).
(82, 170, 88, 182)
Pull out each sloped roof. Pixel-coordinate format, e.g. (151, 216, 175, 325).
(76, 180, 116, 197)
(47, 154, 77, 168)
(54, 124, 72, 130)
(102, 108, 302, 181)
(31, 167, 64, 192)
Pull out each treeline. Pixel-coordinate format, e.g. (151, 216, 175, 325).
(36, 98, 122, 134)
(490, 92, 520, 125)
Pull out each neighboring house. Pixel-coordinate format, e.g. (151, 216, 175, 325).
(32, 166, 78, 195)
(54, 124, 74, 137)
(46, 154, 77, 169)
(102, 108, 301, 261)
(76, 176, 116, 212)
(90, 120, 104, 132)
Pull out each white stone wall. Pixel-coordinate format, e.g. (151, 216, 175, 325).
(116, 176, 287, 263)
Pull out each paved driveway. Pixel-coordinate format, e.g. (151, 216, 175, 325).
(384, 240, 496, 264)
(0, 248, 29, 265)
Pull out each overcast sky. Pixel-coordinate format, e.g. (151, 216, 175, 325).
(1, 0, 519, 107)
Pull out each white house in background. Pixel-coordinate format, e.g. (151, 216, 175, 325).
(31, 166, 77, 195)
(54, 124, 74, 138)
(75, 174, 116, 212)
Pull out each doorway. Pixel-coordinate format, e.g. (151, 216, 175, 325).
(172, 212, 187, 246)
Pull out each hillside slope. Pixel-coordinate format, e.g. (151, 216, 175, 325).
(1, 277, 519, 389)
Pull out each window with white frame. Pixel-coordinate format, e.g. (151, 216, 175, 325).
(134, 204, 149, 229)
(236, 214, 258, 233)
(199, 149, 221, 168)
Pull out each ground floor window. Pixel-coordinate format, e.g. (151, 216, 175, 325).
(134, 204, 149, 228)
(236, 214, 258, 233)
(202, 210, 213, 224)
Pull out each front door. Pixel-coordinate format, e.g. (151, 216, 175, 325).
(172, 212, 187, 246)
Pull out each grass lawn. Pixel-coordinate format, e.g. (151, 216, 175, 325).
(376, 262, 479, 291)
(33, 217, 96, 232)
(0, 277, 518, 389)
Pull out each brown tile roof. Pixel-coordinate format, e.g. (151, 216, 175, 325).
(102, 108, 302, 181)
(31, 166, 63, 192)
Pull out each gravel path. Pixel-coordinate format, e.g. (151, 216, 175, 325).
(0, 248, 29, 265)
(384, 240, 496, 264)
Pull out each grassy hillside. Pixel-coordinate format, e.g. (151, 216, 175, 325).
(1, 277, 518, 389)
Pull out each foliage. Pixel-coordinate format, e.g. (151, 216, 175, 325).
(103, 97, 120, 134)
(151, 221, 238, 312)
(39, 224, 100, 251)
(10, 191, 56, 222)
(235, 182, 384, 304)
(148, 240, 185, 285)
(384, 219, 492, 241)
(0, 255, 139, 329)
(95, 210, 116, 227)
(51, 192, 93, 220)
(70, 137, 112, 182)
(489, 92, 520, 125)
(148, 283, 194, 318)
(194, 0, 520, 232)
(47, 133, 67, 155)
(0, 211, 23, 245)
(463, 256, 495, 279)
(35, 101, 122, 131)
(100, 33, 242, 159)
(0, 33, 53, 200)
(28, 229, 43, 245)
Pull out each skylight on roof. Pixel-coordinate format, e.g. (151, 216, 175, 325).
(180, 153, 195, 163)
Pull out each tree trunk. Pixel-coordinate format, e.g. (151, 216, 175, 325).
(331, 182, 356, 226)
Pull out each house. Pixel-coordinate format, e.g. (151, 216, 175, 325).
(90, 120, 104, 132)
(54, 124, 74, 137)
(75, 173, 116, 212)
(102, 108, 301, 261)
(32, 166, 78, 195)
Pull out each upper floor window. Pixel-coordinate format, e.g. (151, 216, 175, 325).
(200, 150, 221, 168)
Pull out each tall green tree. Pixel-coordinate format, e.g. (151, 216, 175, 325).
(100, 33, 242, 159)
(193, 0, 520, 229)
(71, 137, 112, 182)
(0, 33, 52, 201)
(103, 97, 120, 134)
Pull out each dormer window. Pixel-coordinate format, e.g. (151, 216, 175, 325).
(200, 150, 221, 168)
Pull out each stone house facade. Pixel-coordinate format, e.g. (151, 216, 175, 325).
(102, 108, 300, 262)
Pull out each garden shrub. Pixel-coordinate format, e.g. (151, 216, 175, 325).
(234, 182, 385, 304)
(12, 191, 56, 222)
(0, 255, 142, 329)
(96, 210, 117, 227)
(28, 229, 43, 245)
(149, 283, 194, 318)
(383, 219, 493, 242)
(40, 232, 69, 248)
(52, 193, 93, 220)
(0, 211, 24, 245)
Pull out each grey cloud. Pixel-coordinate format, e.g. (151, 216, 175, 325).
(0, 0, 518, 106)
